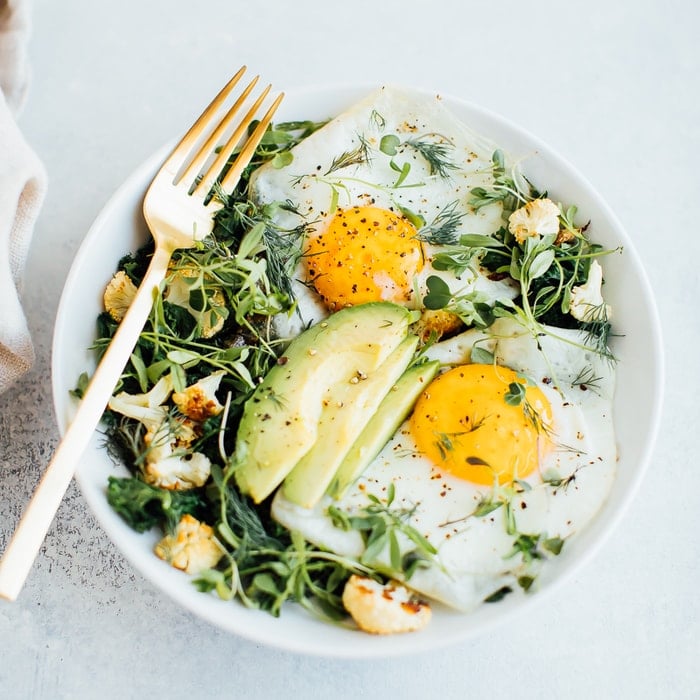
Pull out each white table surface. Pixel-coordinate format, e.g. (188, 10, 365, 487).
(1, 0, 696, 697)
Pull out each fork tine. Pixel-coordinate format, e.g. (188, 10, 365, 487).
(191, 84, 275, 199)
(219, 91, 285, 192)
(161, 65, 247, 174)
(175, 74, 260, 188)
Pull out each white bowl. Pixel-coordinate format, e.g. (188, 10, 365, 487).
(51, 85, 664, 658)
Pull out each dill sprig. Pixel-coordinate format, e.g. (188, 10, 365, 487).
(571, 366, 603, 393)
(417, 200, 465, 245)
(405, 136, 458, 178)
(214, 196, 311, 302)
(542, 466, 583, 491)
(324, 134, 371, 175)
(579, 307, 615, 361)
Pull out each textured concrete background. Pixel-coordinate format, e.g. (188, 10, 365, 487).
(1, 0, 697, 697)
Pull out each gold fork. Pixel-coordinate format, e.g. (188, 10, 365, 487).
(0, 67, 284, 601)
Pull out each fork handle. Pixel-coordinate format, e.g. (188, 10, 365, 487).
(0, 243, 174, 601)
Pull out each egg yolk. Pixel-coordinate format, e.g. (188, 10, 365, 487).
(304, 206, 424, 311)
(410, 364, 554, 485)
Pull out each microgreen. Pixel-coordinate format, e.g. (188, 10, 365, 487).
(469, 149, 540, 215)
(470, 345, 495, 365)
(422, 275, 496, 329)
(433, 431, 464, 460)
(484, 586, 513, 603)
(504, 381, 526, 406)
(389, 158, 412, 188)
(328, 487, 439, 580)
(369, 109, 386, 129)
(379, 134, 400, 156)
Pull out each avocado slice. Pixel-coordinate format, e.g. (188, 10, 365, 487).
(328, 359, 441, 499)
(234, 302, 416, 503)
(281, 335, 419, 508)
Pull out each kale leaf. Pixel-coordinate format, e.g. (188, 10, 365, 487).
(106, 476, 207, 533)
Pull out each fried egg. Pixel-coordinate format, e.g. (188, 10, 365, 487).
(271, 318, 617, 612)
(249, 86, 518, 339)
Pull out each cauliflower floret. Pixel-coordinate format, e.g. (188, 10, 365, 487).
(569, 260, 611, 322)
(109, 375, 174, 415)
(142, 451, 211, 490)
(164, 266, 227, 339)
(103, 270, 139, 322)
(154, 514, 224, 575)
(414, 309, 463, 342)
(108, 374, 211, 489)
(508, 198, 560, 244)
(172, 370, 225, 421)
(342, 575, 432, 635)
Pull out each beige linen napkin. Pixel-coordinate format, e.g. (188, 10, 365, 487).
(0, 0, 46, 394)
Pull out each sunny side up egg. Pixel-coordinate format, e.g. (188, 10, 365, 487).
(272, 318, 617, 611)
(249, 86, 518, 339)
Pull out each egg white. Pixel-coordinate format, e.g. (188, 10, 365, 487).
(271, 318, 617, 612)
(249, 86, 518, 339)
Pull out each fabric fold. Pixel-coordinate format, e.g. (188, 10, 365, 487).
(0, 0, 46, 393)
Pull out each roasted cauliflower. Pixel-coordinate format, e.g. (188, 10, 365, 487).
(103, 270, 138, 322)
(342, 575, 432, 634)
(172, 370, 225, 421)
(154, 514, 224, 575)
(107, 375, 212, 490)
(508, 197, 560, 244)
(414, 309, 463, 342)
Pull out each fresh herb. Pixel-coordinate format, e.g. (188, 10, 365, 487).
(469, 149, 539, 215)
(416, 200, 465, 245)
(369, 109, 386, 129)
(571, 366, 603, 393)
(328, 484, 438, 580)
(233, 119, 328, 182)
(423, 275, 496, 329)
(70, 371, 89, 399)
(542, 467, 582, 490)
(434, 431, 462, 460)
(423, 151, 620, 362)
(405, 136, 458, 178)
(504, 381, 527, 406)
(379, 134, 400, 155)
(470, 344, 495, 365)
(432, 232, 507, 277)
(191, 466, 370, 620)
(106, 476, 207, 533)
(389, 158, 412, 188)
(472, 496, 503, 518)
(502, 378, 554, 438)
(505, 533, 565, 563)
(325, 135, 371, 175)
(484, 586, 513, 603)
